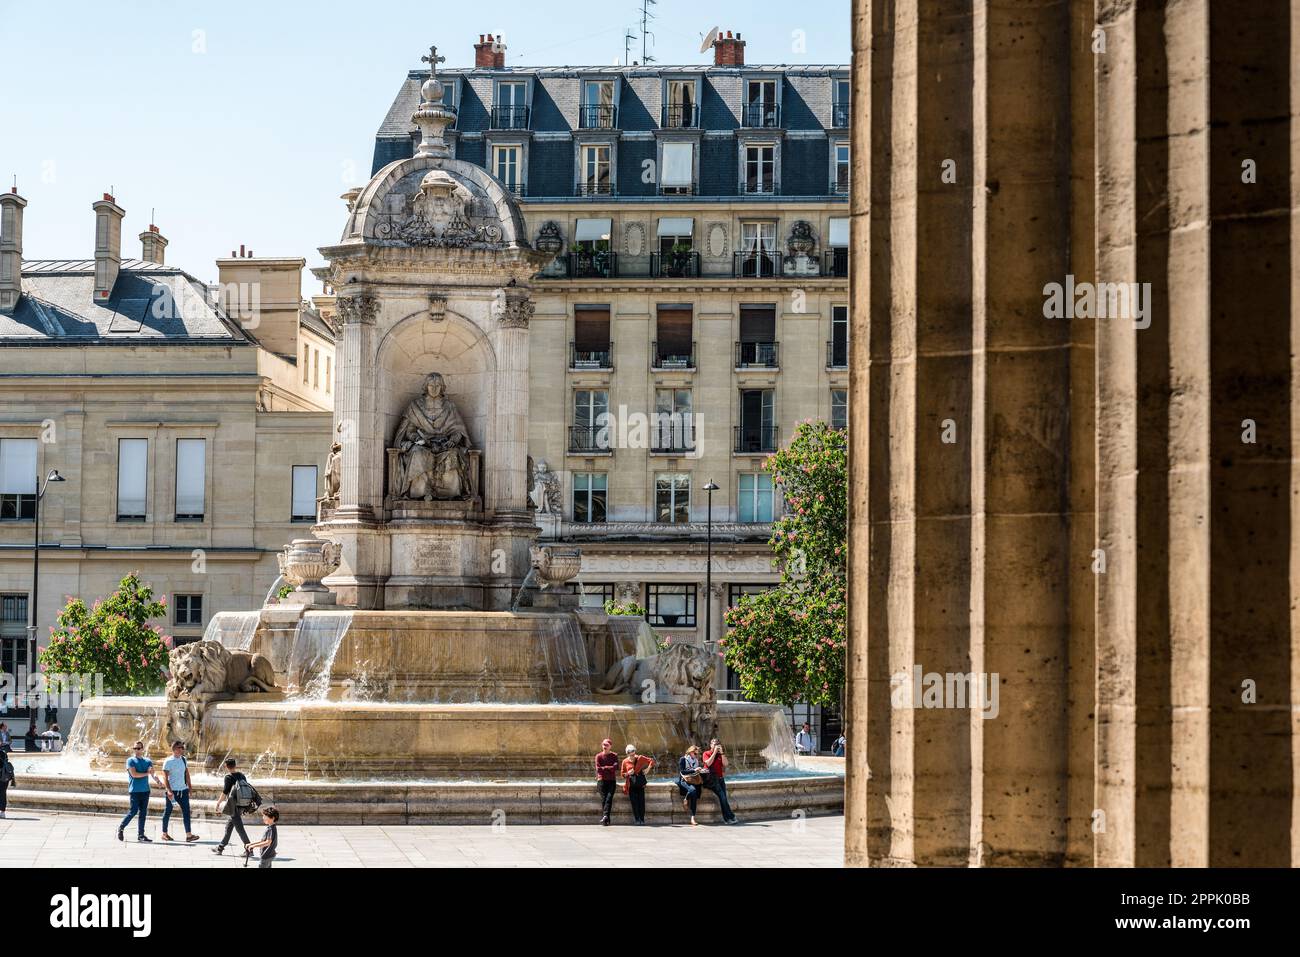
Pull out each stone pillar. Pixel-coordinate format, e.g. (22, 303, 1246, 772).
(847, 0, 1089, 867)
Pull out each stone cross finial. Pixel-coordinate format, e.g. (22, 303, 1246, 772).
(422, 45, 445, 77)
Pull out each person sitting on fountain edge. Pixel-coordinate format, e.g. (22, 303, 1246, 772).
(213, 757, 261, 855)
(595, 738, 619, 825)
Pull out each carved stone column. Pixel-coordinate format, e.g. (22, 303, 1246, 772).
(332, 292, 379, 522)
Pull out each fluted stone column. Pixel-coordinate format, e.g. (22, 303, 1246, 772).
(333, 293, 379, 521)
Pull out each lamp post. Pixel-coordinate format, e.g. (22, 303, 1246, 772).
(703, 479, 720, 644)
(27, 469, 65, 713)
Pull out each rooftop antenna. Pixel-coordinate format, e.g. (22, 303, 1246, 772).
(639, 0, 656, 64)
(698, 26, 718, 55)
(624, 27, 635, 65)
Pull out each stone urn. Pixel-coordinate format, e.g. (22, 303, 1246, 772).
(278, 538, 342, 599)
(786, 220, 816, 256)
(529, 544, 582, 591)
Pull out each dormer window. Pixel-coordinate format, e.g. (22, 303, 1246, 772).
(833, 78, 850, 128)
(665, 79, 697, 128)
(581, 80, 617, 128)
(744, 79, 780, 127)
(579, 144, 613, 195)
(493, 80, 529, 129)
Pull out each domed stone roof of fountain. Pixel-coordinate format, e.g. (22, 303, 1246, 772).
(325, 44, 537, 265)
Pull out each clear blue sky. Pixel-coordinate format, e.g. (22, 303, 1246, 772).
(2, 0, 850, 291)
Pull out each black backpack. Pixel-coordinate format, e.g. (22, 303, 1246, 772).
(232, 776, 260, 812)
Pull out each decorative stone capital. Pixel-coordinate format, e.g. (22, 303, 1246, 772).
(336, 294, 379, 325)
(498, 289, 534, 329)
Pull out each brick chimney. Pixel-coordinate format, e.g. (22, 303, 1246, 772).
(713, 29, 746, 67)
(0, 187, 27, 314)
(92, 193, 125, 302)
(475, 33, 506, 68)
(139, 222, 168, 265)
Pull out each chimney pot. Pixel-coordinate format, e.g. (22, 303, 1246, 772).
(475, 32, 506, 68)
(0, 188, 27, 314)
(91, 194, 125, 301)
(713, 28, 747, 66)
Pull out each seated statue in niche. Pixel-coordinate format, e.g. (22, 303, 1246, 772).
(391, 372, 472, 500)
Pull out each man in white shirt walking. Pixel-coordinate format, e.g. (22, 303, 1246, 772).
(794, 722, 817, 756)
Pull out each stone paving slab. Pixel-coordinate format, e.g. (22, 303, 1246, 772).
(0, 809, 842, 868)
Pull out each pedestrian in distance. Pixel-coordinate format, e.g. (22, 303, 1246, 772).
(595, 737, 619, 825)
(117, 740, 162, 843)
(212, 757, 260, 855)
(620, 744, 654, 825)
(160, 741, 199, 843)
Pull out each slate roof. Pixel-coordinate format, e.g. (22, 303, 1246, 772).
(0, 261, 254, 344)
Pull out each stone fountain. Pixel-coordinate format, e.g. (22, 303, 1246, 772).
(28, 48, 841, 822)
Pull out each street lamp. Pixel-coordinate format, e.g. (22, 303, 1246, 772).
(27, 469, 65, 709)
(703, 479, 720, 643)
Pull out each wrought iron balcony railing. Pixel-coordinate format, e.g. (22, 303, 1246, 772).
(579, 104, 618, 129)
(832, 101, 850, 128)
(570, 340, 614, 370)
(565, 251, 617, 279)
(663, 104, 699, 128)
(575, 181, 614, 197)
(568, 426, 612, 453)
(733, 425, 779, 454)
(735, 341, 779, 369)
(650, 251, 700, 278)
(651, 340, 696, 370)
(741, 103, 781, 128)
(490, 105, 530, 129)
(824, 247, 849, 278)
(733, 251, 783, 279)
(650, 420, 696, 454)
(827, 339, 849, 370)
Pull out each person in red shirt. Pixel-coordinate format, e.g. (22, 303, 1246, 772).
(620, 744, 655, 825)
(595, 738, 619, 825)
(702, 738, 738, 824)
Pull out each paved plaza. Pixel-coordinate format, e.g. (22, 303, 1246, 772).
(0, 809, 843, 868)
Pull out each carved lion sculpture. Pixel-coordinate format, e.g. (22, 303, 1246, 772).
(163, 640, 277, 749)
(597, 640, 718, 744)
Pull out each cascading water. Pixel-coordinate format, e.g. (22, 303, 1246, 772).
(760, 709, 799, 770)
(283, 611, 353, 698)
(205, 610, 263, 650)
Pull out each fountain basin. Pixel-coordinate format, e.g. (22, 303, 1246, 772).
(67, 697, 793, 780)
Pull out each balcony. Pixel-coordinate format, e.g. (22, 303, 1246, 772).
(570, 340, 614, 370)
(831, 174, 850, 195)
(579, 104, 618, 129)
(734, 425, 779, 454)
(650, 251, 700, 279)
(650, 419, 696, 454)
(824, 247, 849, 278)
(733, 251, 783, 279)
(832, 101, 850, 128)
(742, 103, 782, 128)
(652, 340, 696, 370)
(563, 251, 618, 279)
(827, 339, 849, 370)
(568, 426, 612, 453)
(490, 105, 530, 130)
(735, 341, 779, 369)
(663, 104, 699, 128)
(575, 181, 615, 197)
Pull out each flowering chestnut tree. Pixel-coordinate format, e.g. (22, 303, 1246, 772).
(38, 573, 172, 695)
(722, 420, 846, 707)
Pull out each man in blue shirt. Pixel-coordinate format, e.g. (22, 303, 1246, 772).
(117, 740, 161, 843)
(161, 740, 199, 842)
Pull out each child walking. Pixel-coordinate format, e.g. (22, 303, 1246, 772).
(244, 805, 279, 868)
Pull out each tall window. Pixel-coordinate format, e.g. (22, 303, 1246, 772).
(834, 142, 850, 193)
(1, 594, 29, 684)
(174, 438, 206, 521)
(325, 356, 332, 394)
(572, 305, 612, 367)
(745, 79, 779, 127)
(496, 81, 528, 128)
(831, 389, 848, 430)
(665, 79, 695, 127)
(738, 304, 778, 367)
(174, 594, 203, 627)
(661, 142, 694, 194)
(655, 473, 690, 524)
(653, 390, 694, 452)
(739, 472, 775, 522)
(313, 349, 320, 388)
(117, 438, 148, 521)
(572, 390, 610, 451)
(572, 472, 607, 523)
(0, 438, 36, 521)
(582, 80, 616, 128)
(494, 145, 521, 192)
(292, 465, 318, 522)
(580, 144, 612, 194)
(830, 305, 849, 367)
(656, 218, 696, 277)
(654, 305, 694, 367)
(647, 583, 697, 627)
(833, 78, 850, 126)
(827, 218, 849, 277)
(744, 145, 775, 193)
(302, 344, 310, 383)
(739, 221, 777, 276)
(737, 390, 776, 453)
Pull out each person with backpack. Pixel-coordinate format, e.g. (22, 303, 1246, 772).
(0, 749, 14, 818)
(160, 741, 199, 843)
(620, 744, 654, 825)
(212, 757, 260, 856)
